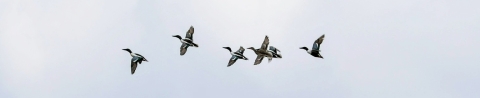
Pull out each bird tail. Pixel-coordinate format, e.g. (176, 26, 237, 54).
(240, 56, 248, 60)
(191, 43, 199, 47)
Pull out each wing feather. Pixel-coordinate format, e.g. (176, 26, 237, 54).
(185, 26, 194, 40)
(180, 43, 189, 55)
(227, 56, 238, 67)
(269, 46, 280, 53)
(131, 57, 138, 74)
(260, 36, 269, 50)
(254, 55, 264, 65)
(237, 46, 245, 54)
(312, 34, 325, 50)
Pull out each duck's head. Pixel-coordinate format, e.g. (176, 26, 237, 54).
(299, 47, 309, 51)
(172, 35, 182, 40)
(222, 47, 232, 52)
(122, 48, 132, 53)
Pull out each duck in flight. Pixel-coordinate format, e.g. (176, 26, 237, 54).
(248, 46, 281, 65)
(223, 46, 248, 67)
(247, 36, 274, 65)
(268, 46, 282, 58)
(173, 26, 198, 56)
(122, 48, 148, 75)
(300, 34, 325, 59)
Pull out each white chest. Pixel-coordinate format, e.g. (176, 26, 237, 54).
(130, 53, 137, 57)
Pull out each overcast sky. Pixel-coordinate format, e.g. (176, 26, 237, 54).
(1, 0, 479, 98)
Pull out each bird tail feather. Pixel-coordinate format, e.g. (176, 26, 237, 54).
(192, 43, 199, 47)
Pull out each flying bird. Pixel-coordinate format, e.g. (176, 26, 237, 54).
(247, 36, 274, 65)
(223, 46, 248, 67)
(173, 26, 198, 56)
(300, 34, 325, 59)
(268, 46, 282, 58)
(122, 48, 148, 75)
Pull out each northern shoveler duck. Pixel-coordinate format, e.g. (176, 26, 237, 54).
(122, 48, 148, 74)
(172, 26, 198, 56)
(223, 46, 248, 67)
(300, 34, 325, 59)
(247, 36, 273, 65)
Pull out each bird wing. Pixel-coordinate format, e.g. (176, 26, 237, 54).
(233, 52, 243, 56)
(254, 55, 264, 65)
(131, 62, 137, 74)
(275, 53, 282, 58)
(131, 56, 140, 74)
(227, 56, 238, 67)
(180, 43, 189, 56)
(185, 26, 194, 40)
(312, 34, 325, 50)
(268, 46, 282, 58)
(260, 36, 269, 50)
(269, 46, 280, 53)
(269, 51, 282, 58)
(237, 46, 245, 54)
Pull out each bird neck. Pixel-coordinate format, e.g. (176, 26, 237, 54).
(174, 36, 182, 40)
(301, 47, 309, 51)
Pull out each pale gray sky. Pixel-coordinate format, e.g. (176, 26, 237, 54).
(1, 0, 479, 98)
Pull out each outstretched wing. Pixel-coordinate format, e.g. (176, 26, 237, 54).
(180, 43, 189, 56)
(312, 34, 325, 50)
(131, 56, 140, 74)
(227, 56, 238, 67)
(260, 36, 269, 50)
(185, 26, 194, 40)
(236, 46, 245, 54)
(269, 46, 280, 53)
(254, 55, 264, 65)
(131, 62, 137, 74)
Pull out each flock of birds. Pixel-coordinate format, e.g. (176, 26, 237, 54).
(123, 26, 326, 74)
